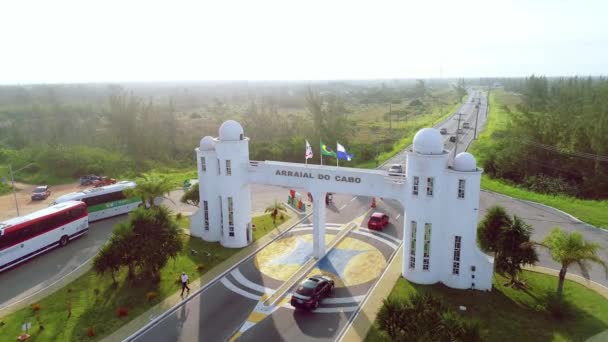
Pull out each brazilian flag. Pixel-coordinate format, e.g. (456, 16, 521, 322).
(320, 140, 336, 158)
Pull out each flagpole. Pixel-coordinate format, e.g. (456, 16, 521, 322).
(336, 142, 339, 167)
(320, 139, 323, 166)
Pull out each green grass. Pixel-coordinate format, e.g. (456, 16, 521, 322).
(469, 90, 608, 229)
(0, 213, 288, 341)
(366, 271, 608, 342)
(355, 100, 463, 169)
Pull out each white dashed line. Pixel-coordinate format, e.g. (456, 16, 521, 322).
(395, 214, 401, 219)
(339, 204, 347, 210)
(350, 197, 357, 202)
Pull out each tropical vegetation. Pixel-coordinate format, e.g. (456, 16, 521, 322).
(477, 205, 538, 287)
(542, 228, 608, 298)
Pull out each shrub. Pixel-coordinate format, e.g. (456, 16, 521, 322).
(116, 307, 129, 317)
(31, 303, 42, 312)
(279, 213, 285, 220)
(146, 291, 158, 301)
(87, 326, 96, 337)
(197, 264, 205, 272)
(176, 212, 183, 221)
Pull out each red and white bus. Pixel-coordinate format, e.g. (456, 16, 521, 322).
(0, 200, 89, 272)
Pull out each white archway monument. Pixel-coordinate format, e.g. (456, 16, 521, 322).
(190, 120, 493, 291)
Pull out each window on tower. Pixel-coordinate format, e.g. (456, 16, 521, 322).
(423, 223, 431, 270)
(412, 176, 419, 196)
(409, 221, 417, 269)
(203, 200, 209, 231)
(458, 179, 465, 199)
(452, 235, 462, 275)
(426, 177, 434, 196)
(217, 158, 221, 175)
(201, 156, 206, 172)
(226, 160, 232, 176)
(228, 197, 234, 237)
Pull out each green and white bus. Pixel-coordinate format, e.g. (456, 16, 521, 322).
(54, 181, 141, 222)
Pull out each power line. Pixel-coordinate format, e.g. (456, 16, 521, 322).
(518, 139, 608, 162)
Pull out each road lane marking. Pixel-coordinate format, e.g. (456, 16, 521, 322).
(395, 214, 401, 219)
(350, 197, 356, 202)
(339, 204, 347, 210)
(357, 227, 402, 244)
(220, 277, 260, 301)
(353, 230, 399, 250)
(231, 268, 275, 295)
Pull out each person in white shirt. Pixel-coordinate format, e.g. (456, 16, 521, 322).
(180, 272, 190, 296)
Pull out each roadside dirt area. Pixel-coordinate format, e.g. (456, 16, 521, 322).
(0, 182, 87, 221)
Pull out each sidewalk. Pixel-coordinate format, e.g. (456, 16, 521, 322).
(102, 205, 309, 342)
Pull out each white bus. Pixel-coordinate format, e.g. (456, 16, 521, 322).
(0, 201, 89, 272)
(54, 181, 141, 222)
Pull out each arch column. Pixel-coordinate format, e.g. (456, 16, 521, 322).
(311, 191, 326, 258)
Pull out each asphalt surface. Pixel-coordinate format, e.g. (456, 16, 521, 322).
(134, 196, 402, 342)
(131, 91, 495, 342)
(6, 89, 607, 341)
(0, 185, 291, 309)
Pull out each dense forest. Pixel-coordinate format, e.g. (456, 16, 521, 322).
(482, 76, 608, 199)
(0, 80, 462, 183)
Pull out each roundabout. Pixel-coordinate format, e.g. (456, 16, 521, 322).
(219, 223, 401, 312)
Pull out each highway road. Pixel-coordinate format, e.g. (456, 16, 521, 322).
(127, 90, 499, 342)
(0, 184, 291, 309)
(4, 89, 607, 341)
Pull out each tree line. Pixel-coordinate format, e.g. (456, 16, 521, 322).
(0, 81, 458, 182)
(484, 76, 608, 199)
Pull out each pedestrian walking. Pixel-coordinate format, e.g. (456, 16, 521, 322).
(180, 272, 190, 297)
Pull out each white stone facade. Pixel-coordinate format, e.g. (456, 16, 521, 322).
(191, 120, 494, 291)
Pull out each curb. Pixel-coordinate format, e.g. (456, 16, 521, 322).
(0, 256, 95, 317)
(114, 212, 310, 342)
(338, 245, 403, 342)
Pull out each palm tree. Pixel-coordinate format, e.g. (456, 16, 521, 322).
(477, 205, 512, 256)
(543, 227, 608, 298)
(126, 173, 175, 209)
(265, 200, 287, 226)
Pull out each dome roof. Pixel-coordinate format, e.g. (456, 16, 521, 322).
(453, 152, 477, 171)
(413, 128, 443, 155)
(218, 120, 244, 141)
(199, 136, 215, 151)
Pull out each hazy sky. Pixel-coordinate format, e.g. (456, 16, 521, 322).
(1, 0, 606, 84)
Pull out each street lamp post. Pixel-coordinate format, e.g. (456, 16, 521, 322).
(3, 163, 34, 217)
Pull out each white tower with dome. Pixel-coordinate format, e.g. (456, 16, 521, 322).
(403, 128, 493, 290)
(192, 120, 253, 248)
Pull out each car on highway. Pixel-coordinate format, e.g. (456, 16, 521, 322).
(291, 275, 335, 310)
(31, 185, 51, 201)
(457, 128, 464, 134)
(388, 164, 404, 176)
(449, 136, 457, 143)
(463, 122, 470, 129)
(440, 128, 447, 135)
(367, 212, 389, 230)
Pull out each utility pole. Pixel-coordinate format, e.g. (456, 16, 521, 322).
(389, 103, 392, 130)
(4, 163, 34, 217)
(474, 104, 480, 139)
(453, 112, 466, 156)
(9, 164, 19, 216)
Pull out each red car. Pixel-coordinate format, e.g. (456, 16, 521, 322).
(92, 177, 117, 188)
(367, 212, 389, 230)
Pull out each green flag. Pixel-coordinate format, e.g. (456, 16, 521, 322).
(320, 140, 336, 158)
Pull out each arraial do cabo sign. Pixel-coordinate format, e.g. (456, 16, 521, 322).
(274, 169, 362, 183)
